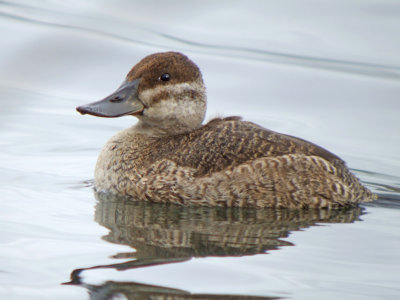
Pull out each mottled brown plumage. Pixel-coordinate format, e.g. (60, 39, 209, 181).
(138, 116, 344, 177)
(77, 51, 376, 208)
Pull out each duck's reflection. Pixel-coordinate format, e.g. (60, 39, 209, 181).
(66, 192, 363, 299)
(95, 192, 363, 259)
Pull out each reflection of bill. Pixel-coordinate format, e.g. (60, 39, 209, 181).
(67, 279, 281, 300)
(65, 191, 363, 299)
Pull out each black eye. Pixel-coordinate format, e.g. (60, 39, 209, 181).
(160, 73, 170, 82)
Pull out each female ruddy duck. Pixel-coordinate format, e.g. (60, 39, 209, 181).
(77, 52, 376, 208)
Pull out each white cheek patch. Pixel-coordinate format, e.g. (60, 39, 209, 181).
(150, 99, 180, 117)
(147, 98, 205, 120)
(140, 81, 205, 106)
(138, 80, 206, 133)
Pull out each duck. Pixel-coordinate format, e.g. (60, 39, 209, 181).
(76, 51, 376, 208)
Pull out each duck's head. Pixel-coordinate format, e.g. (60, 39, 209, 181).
(76, 52, 206, 135)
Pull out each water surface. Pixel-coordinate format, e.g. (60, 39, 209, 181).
(1, 1, 400, 299)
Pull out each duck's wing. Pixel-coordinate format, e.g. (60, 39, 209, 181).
(154, 117, 344, 177)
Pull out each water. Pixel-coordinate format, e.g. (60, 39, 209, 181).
(1, 1, 400, 299)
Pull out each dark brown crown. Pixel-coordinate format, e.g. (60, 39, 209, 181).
(126, 52, 203, 92)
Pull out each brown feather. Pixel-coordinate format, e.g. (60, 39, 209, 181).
(139, 117, 344, 177)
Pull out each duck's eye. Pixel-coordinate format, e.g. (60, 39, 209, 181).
(160, 73, 170, 82)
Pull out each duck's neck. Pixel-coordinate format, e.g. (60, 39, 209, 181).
(132, 119, 201, 138)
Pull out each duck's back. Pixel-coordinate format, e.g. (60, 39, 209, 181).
(149, 117, 344, 176)
(96, 117, 375, 208)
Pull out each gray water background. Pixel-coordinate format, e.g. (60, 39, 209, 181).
(1, 1, 400, 299)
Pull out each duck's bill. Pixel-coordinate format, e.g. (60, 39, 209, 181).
(76, 79, 144, 118)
